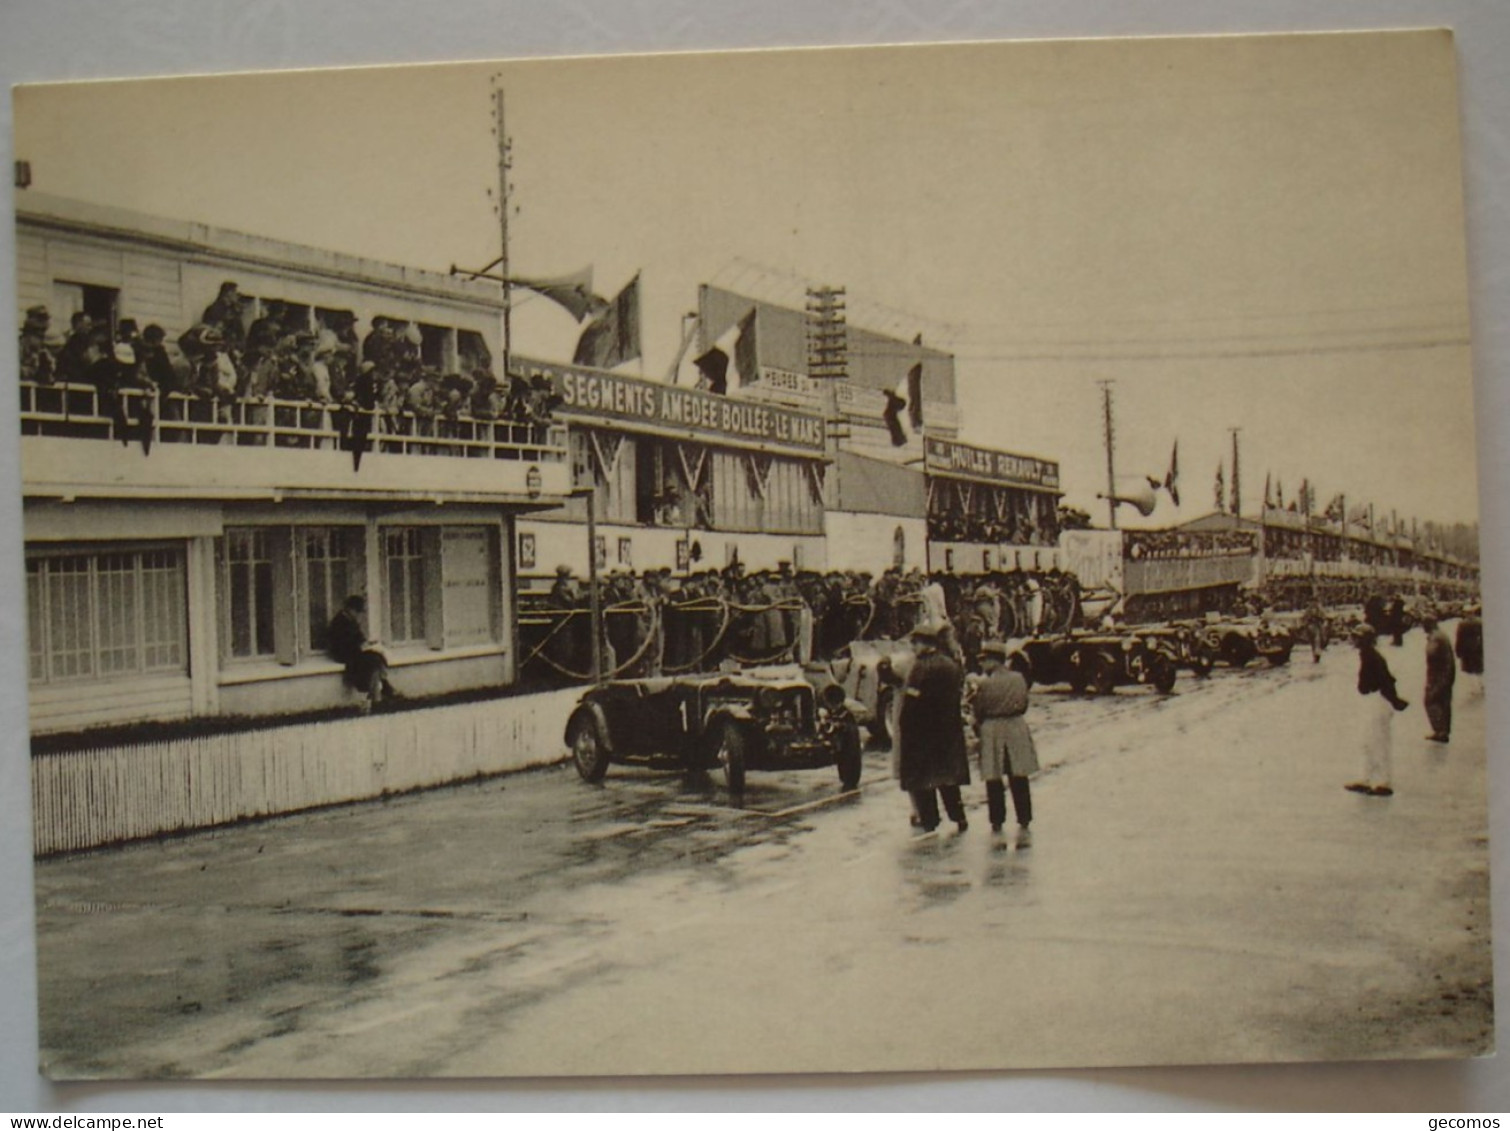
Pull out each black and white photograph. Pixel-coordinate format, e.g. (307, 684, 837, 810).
(2, 7, 1504, 1107)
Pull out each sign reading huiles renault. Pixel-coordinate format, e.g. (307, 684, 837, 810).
(923, 435, 1060, 491)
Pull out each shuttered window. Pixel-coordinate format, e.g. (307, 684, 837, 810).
(27, 548, 187, 684)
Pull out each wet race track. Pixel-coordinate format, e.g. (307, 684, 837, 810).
(33, 631, 1493, 1078)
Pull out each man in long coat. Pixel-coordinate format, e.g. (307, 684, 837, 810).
(898, 624, 971, 833)
(1422, 614, 1456, 743)
(1456, 606, 1484, 686)
(973, 641, 1040, 842)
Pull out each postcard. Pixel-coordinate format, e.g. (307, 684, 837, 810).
(11, 29, 1488, 1078)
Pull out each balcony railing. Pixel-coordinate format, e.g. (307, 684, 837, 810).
(20, 381, 568, 463)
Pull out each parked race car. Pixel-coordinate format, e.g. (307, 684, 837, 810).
(1129, 622, 1217, 678)
(564, 668, 864, 794)
(1199, 619, 1295, 667)
(1009, 630, 1179, 695)
(817, 639, 915, 747)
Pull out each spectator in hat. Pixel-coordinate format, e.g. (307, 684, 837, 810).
(200, 281, 246, 353)
(337, 359, 379, 470)
(55, 311, 97, 383)
(898, 623, 971, 834)
(19, 304, 56, 384)
(137, 324, 183, 396)
(1455, 606, 1483, 696)
(327, 595, 399, 712)
(85, 340, 155, 444)
(1421, 614, 1456, 743)
(244, 300, 285, 365)
(972, 641, 1038, 843)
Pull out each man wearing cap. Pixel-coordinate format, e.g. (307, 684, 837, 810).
(898, 623, 971, 833)
(55, 311, 97, 384)
(137, 325, 183, 395)
(1346, 625, 1409, 797)
(200, 281, 246, 353)
(973, 641, 1039, 841)
(1421, 614, 1456, 743)
(19, 305, 56, 384)
(327, 595, 399, 713)
(548, 565, 586, 677)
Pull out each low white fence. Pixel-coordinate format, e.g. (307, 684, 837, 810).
(31, 688, 581, 855)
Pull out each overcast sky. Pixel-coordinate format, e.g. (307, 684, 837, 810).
(12, 29, 1478, 526)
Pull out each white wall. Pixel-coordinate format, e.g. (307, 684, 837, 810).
(517, 516, 827, 580)
(927, 540, 1063, 574)
(822, 511, 928, 573)
(31, 686, 582, 854)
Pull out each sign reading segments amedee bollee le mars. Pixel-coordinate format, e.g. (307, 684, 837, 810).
(924, 435, 1060, 492)
(519, 357, 827, 454)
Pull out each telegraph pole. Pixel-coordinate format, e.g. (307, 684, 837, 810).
(1099, 380, 1117, 529)
(1229, 427, 1242, 524)
(492, 78, 514, 377)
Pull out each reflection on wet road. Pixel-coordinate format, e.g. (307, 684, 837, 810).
(34, 642, 1492, 1077)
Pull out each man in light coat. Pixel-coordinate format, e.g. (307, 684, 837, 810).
(973, 641, 1039, 843)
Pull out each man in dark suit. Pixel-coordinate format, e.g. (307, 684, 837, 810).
(898, 623, 971, 833)
(328, 595, 398, 711)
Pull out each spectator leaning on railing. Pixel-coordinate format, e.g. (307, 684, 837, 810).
(18, 282, 562, 450)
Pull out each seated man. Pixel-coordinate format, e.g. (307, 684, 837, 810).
(327, 595, 399, 711)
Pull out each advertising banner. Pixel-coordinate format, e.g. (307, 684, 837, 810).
(518, 357, 826, 454)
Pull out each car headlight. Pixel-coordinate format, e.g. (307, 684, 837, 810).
(756, 686, 782, 713)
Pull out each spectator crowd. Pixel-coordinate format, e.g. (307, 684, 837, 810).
(523, 561, 1084, 682)
(18, 280, 560, 448)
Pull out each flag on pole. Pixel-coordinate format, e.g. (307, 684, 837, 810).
(882, 363, 925, 447)
(1214, 463, 1226, 513)
(693, 307, 757, 395)
(667, 314, 701, 385)
(734, 308, 759, 388)
(573, 273, 641, 370)
(1263, 473, 1273, 511)
(1163, 441, 1180, 506)
(514, 266, 601, 323)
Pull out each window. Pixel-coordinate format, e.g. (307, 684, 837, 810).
(51, 281, 120, 338)
(457, 330, 493, 376)
(222, 525, 365, 666)
(709, 451, 821, 534)
(418, 323, 454, 372)
(218, 524, 498, 666)
(301, 528, 359, 655)
(27, 548, 187, 684)
(225, 529, 276, 660)
(637, 439, 710, 528)
(570, 430, 636, 524)
(384, 528, 429, 645)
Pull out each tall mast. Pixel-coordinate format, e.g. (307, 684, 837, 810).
(1229, 426, 1241, 523)
(493, 79, 513, 377)
(1099, 379, 1117, 529)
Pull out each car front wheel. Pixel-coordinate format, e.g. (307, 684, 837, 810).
(1085, 652, 1118, 696)
(567, 713, 610, 783)
(1148, 652, 1177, 694)
(715, 721, 748, 795)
